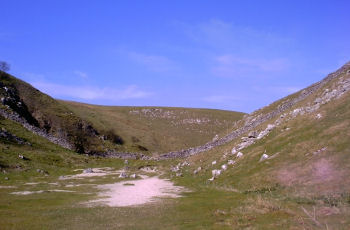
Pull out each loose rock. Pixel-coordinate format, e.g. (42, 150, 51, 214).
(221, 164, 227, 171)
(193, 167, 202, 174)
(259, 153, 269, 162)
(130, 173, 137, 178)
(119, 172, 128, 178)
(212, 169, 221, 178)
(231, 147, 237, 155)
(83, 168, 94, 173)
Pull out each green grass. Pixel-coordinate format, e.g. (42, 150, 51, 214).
(60, 101, 245, 153)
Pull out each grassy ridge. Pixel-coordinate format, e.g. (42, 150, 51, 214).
(0, 71, 106, 153)
(60, 101, 245, 153)
(174, 79, 350, 228)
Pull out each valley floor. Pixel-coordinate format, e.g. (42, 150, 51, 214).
(1, 158, 349, 230)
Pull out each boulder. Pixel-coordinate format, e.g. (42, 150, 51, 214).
(119, 172, 128, 178)
(193, 167, 202, 174)
(237, 152, 243, 158)
(171, 166, 180, 172)
(228, 160, 235, 165)
(83, 168, 94, 173)
(211, 160, 217, 165)
(248, 131, 258, 138)
(231, 147, 237, 155)
(212, 169, 221, 178)
(221, 164, 227, 171)
(130, 173, 137, 178)
(259, 153, 269, 162)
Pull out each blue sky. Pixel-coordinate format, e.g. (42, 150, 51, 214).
(1, 0, 349, 112)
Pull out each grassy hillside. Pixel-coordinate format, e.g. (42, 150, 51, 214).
(60, 101, 245, 153)
(171, 63, 350, 228)
(0, 71, 108, 153)
(1, 71, 245, 155)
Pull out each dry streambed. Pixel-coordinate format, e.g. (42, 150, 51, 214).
(5, 167, 187, 207)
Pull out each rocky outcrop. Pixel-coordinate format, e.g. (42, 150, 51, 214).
(0, 127, 30, 145)
(92, 151, 154, 160)
(0, 108, 73, 149)
(0, 71, 102, 152)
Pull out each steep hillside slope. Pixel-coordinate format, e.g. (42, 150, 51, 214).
(170, 62, 350, 228)
(0, 71, 112, 153)
(60, 101, 245, 153)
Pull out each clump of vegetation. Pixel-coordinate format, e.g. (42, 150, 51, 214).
(104, 129, 124, 145)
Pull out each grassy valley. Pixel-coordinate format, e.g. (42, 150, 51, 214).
(61, 101, 245, 154)
(0, 62, 350, 229)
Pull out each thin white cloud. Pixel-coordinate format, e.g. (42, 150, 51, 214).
(128, 52, 178, 73)
(182, 19, 292, 52)
(73, 70, 88, 79)
(30, 81, 152, 101)
(212, 55, 290, 78)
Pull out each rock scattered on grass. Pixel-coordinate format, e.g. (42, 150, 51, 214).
(119, 172, 128, 178)
(221, 164, 227, 171)
(231, 147, 237, 155)
(212, 169, 221, 178)
(130, 174, 137, 179)
(212, 134, 219, 142)
(259, 153, 269, 162)
(83, 168, 94, 173)
(193, 167, 202, 174)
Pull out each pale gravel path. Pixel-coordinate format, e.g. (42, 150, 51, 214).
(90, 176, 186, 207)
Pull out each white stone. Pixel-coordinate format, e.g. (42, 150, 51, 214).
(228, 160, 235, 165)
(259, 153, 269, 162)
(193, 167, 202, 174)
(221, 164, 227, 171)
(237, 152, 243, 158)
(119, 172, 128, 178)
(212, 169, 221, 178)
(231, 147, 237, 155)
(130, 174, 137, 178)
(211, 160, 217, 165)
